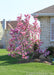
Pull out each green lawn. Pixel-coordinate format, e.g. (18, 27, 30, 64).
(0, 49, 54, 75)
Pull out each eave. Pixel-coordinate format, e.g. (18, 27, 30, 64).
(31, 13, 54, 17)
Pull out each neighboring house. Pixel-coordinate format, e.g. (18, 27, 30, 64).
(32, 5, 54, 50)
(0, 20, 17, 48)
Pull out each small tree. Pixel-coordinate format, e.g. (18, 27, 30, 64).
(7, 14, 41, 60)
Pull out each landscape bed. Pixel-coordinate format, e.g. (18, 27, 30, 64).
(0, 49, 54, 75)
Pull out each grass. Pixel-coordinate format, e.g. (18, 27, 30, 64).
(0, 49, 54, 75)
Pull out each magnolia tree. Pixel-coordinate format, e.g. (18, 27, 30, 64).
(7, 14, 50, 59)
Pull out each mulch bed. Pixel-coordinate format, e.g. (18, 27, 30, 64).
(17, 58, 53, 65)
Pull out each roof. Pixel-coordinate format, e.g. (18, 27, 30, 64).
(1, 20, 17, 30)
(35, 5, 54, 13)
(6, 21, 17, 30)
(32, 5, 54, 16)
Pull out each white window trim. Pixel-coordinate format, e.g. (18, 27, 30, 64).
(50, 17, 54, 41)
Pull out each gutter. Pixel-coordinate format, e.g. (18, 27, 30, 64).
(31, 13, 54, 16)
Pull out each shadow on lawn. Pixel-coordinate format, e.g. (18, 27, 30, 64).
(0, 55, 18, 66)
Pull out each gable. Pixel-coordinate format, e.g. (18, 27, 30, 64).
(32, 5, 54, 17)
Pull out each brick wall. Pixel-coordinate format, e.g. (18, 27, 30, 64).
(40, 16, 54, 50)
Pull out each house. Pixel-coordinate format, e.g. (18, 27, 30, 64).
(32, 5, 54, 50)
(0, 20, 17, 48)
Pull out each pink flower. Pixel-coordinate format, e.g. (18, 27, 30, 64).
(14, 29, 18, 33)
(22, 50, 24, 53)
(10, 32, 13, 35)
(23, 26, 26, 30)
(8, 53, 11, 56)
(11, 29, 14, 32)
(46, 51, 50, 55)
(22, 56, 25, 59)
(43, 49, 47, 53)
(24, 56, 29, 59)
(17, 14, 22, 21)
(26, 35, 29, 38)
(24, 14, 27, 17)
(21, 32, 26, 36)
(10, 38, 14, 42)
(11, 54, 15, 57)
(10, 50, 13, 52)
(8, 14, 41, 60)
(17, 22, 23, 26)
(15, 47, 20, 51)
(18, 52, 21, 55)
(25, 41, 28, 45)
(34, 18, 38, 21)
(22, 54, 25, 57)
(7, 47, 10, 51)
(24, 14, 31, 18)
(30, 38, 33, 41)
(25, 52, 27, 55)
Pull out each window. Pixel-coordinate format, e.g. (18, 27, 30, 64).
(50, 18, 54, 41)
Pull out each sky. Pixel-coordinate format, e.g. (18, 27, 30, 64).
(0, 0, 54, 21)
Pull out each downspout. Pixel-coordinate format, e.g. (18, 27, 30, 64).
(2, 19, 6, 48)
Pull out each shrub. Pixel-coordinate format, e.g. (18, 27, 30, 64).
(47, 46, 54, 57)
(7, 14, 41, 60)
(32, 41, 50, 59)
(32, 42, 40, 58)
(33, 42, 39, 51)
(7, 14, 50, 60)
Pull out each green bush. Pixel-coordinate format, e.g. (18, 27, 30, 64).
(33, 43, 39, 51)
(32, 43, 40, 59)
(47, 46, 54, 57)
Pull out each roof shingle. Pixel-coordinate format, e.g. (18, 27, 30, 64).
(6, 21, 17, 30)
(35, 5, 54, 13)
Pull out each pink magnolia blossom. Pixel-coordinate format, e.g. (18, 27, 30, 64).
(11, 54, 15, 57)
(24, 56, 29, 59)
(18, 52, 21, 55)
(17, 14, 22, 21)
(7, 47, 10, 51)
(10, 32, 13, 35)
(22, 56, 25, 59)
(17, 22, 23, 26)
(15, 47, 20, 51)
(8, 53, 11, 56)
(22, 54, 25, 57)
(8, 14, 41, 59)
(21, 32, 26, 36)
(25, 52, 27, 55)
